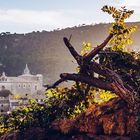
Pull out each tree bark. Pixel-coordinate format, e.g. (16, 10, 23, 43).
(83, 34, 113, 62)
(46, 35, 138, 107)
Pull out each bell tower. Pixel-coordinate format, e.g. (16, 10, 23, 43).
(23, 64, 30, 75)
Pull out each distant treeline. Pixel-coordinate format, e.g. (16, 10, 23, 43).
(0, 22, 139, 83)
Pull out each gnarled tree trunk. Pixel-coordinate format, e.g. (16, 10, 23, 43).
(45, 34, 140, 137)
(46, 34, 139, 107)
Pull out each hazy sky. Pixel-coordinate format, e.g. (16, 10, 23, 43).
(0, 0, 140, 33)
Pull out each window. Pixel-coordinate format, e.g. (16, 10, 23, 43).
(1, 78, 6, 81)
(35, 85, 37, 90)
(1, 86, 5, 90)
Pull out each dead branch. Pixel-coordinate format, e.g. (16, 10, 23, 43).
(45, 33, 137, 107)
(60, 73, 113, 91)
(44, 78, 65, 90)
(83, 34, 113, 62)
(63, 37, 82, 65)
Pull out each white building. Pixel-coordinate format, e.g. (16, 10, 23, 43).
(0, 88, 12, 114)
(0, 64, 43, 97)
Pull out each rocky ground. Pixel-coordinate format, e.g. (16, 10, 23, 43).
(0, 129, 133, 140)
(0, 98, 139, 140)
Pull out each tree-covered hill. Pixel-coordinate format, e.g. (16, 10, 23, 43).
(0, 22, 140, 84)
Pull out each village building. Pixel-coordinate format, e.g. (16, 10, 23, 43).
(0, 86, 12, 114)
(0, 64, 44, 97)
(0, 64, 45, 114)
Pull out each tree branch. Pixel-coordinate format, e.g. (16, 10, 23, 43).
(61, 70, 136, 106)
(44, 78, 65, 90)
(90, 61, 123, 85)
(89, 61, 136, 105)
(45, 33, 137, 107)
(83, 34, 113, 62)
(110, 80, 136, 106)
(63, 37, 82, 65)
(85, 85, 90, 95)
(76, 81, 83, 94)
(60, 73, 113, 91)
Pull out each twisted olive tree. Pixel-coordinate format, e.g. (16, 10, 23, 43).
(46, 6, 140, 108)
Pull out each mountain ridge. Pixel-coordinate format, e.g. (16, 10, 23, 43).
(0, 22, 140, 84)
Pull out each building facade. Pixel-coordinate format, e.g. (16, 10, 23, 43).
(0, 64, 43, 97)
(0, 88, 12, 114)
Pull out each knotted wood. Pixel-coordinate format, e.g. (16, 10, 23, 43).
(46, 34, 138, 107)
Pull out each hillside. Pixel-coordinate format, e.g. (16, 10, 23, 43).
(0, 22, 140, 84)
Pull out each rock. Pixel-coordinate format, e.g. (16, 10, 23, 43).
(51, 98, 138, 136)
(0, 128, 47, 140)
(51, 118, 75, 134)
(1, 98, 138, 140)
(74, 98, 138, 136)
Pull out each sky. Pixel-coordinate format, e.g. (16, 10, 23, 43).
(0, 0, 140, 33)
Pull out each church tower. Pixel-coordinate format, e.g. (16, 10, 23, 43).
(23, 64, 30, 75)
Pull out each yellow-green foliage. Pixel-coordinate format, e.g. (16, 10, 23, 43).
(80, 6, 137, 57)
(0, 5, 139, 135)
(80, 42, 92, 56)
(93, 89, 118, 104)
(0, 99, 48, 134)
(2, 85, 117, 134)
(45, 84, 118, 120)
(102, 5, 137, 51)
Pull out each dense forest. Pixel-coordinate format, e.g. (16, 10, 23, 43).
(0, 22, 140, 84)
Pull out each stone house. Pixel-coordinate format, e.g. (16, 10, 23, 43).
(0, 64, 44, 97)
(0, 87, 12, 114)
